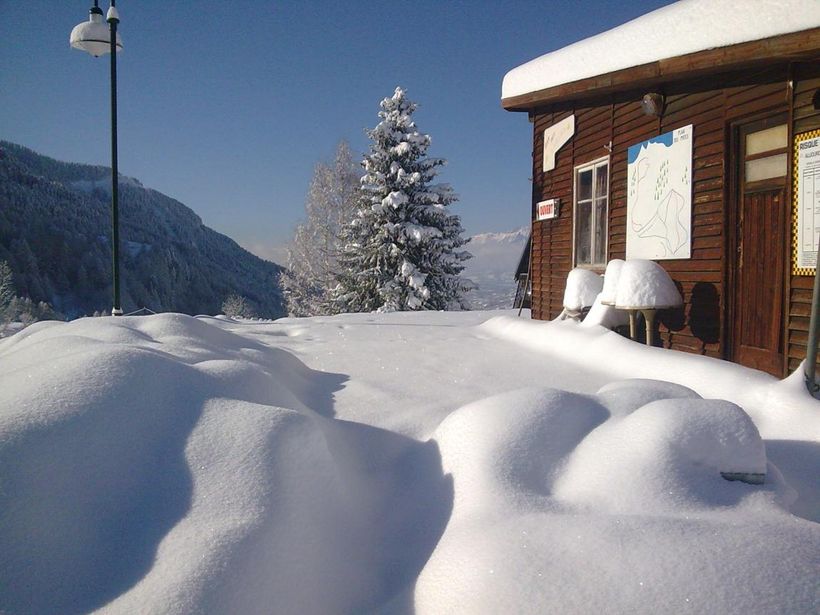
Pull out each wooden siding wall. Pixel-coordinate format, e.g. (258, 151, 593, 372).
(530, 63, 820, 372)
(788, 62, 820, 373)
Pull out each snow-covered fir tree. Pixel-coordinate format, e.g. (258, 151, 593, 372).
(283, 141, 360, 316)
(332, 87, 472, 313)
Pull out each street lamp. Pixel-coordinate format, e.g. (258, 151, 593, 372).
(70, 1, 124, 316)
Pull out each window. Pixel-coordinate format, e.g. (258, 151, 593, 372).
(743, 123, 787, 185)
(574, 158, 609, 267)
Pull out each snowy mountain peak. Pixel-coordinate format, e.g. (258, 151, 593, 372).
(462, 226, 529, 309)
(470, 226, 529, 246)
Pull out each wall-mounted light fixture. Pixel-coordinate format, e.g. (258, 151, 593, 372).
(641, 92, 665, 117)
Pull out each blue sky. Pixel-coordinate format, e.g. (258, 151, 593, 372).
(1, 0, 672, 263)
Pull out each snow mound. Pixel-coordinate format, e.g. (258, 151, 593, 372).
(0, 314, 449, 614)
(562, 268, 603, 311)
(554, 388, 768, 513)
(596, 377, 701, 415)
(430, 380, 768, 519)
(1, 312, 818, 614)
(431, 388, 608, 513)
(615, 259, 682, 308)
(417, 379, 814, 614)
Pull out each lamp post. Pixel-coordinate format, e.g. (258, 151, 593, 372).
(70, 1, 124, 316)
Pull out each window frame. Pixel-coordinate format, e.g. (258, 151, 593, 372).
(741, 122, 788, 193)
(572, 155, 610, 269)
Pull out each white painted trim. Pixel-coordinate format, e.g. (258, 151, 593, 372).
(572, 156, 610, 268)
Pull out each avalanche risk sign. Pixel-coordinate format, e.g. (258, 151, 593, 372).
(794, 130, 820, 274)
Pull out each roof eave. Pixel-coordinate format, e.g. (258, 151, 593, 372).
(501, 27, 820, 112)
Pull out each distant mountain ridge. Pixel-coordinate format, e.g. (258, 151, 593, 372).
(0, 141, 285, 318)
(469, 227, 529, 246)
(463, 226, 529, 310)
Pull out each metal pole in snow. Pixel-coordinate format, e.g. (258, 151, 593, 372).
(108, 1, 122, 316)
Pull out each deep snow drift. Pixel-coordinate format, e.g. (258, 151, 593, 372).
(0, 311, 818, 614)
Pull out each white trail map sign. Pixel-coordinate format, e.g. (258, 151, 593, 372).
(626, 125, 692, 260)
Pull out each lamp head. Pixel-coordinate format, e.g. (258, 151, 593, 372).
(641, 92, 665, 118)
(70, 2, 123, 57)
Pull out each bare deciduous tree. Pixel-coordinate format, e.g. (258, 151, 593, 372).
(0, 261, 14, 317)
(283, 141, 361, 316)
(221, 294, 256, 319)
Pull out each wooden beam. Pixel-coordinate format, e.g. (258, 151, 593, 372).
(502, 28, 820, 112)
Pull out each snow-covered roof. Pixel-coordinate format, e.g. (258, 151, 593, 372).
(502, 0, 820, 104)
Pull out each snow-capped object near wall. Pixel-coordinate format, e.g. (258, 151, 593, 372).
(562, 268, 604, 312)
(615, 259, 683, 308)
(599, 259, 625, 305)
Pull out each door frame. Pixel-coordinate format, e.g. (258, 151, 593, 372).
(726, 112, 790, 376)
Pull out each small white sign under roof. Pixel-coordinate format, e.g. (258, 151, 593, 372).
(542, 115, 575, 172)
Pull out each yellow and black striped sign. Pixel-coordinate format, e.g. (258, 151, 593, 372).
(792, 129, 820, 276)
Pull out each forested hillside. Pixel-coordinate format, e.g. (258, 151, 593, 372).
(0, 141, 284, 319)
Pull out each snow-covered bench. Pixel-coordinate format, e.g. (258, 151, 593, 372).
(557, 268, 603, 321)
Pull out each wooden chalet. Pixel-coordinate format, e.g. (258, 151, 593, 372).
(502, 0, 820, 377)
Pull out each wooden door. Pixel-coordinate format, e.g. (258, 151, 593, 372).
(732, 120, 788, 376)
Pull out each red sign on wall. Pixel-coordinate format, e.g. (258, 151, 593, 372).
(537, 198, 559, 221)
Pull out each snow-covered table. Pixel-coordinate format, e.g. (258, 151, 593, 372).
(611, 303, 677, 346)
(607, 260, 683, 346)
